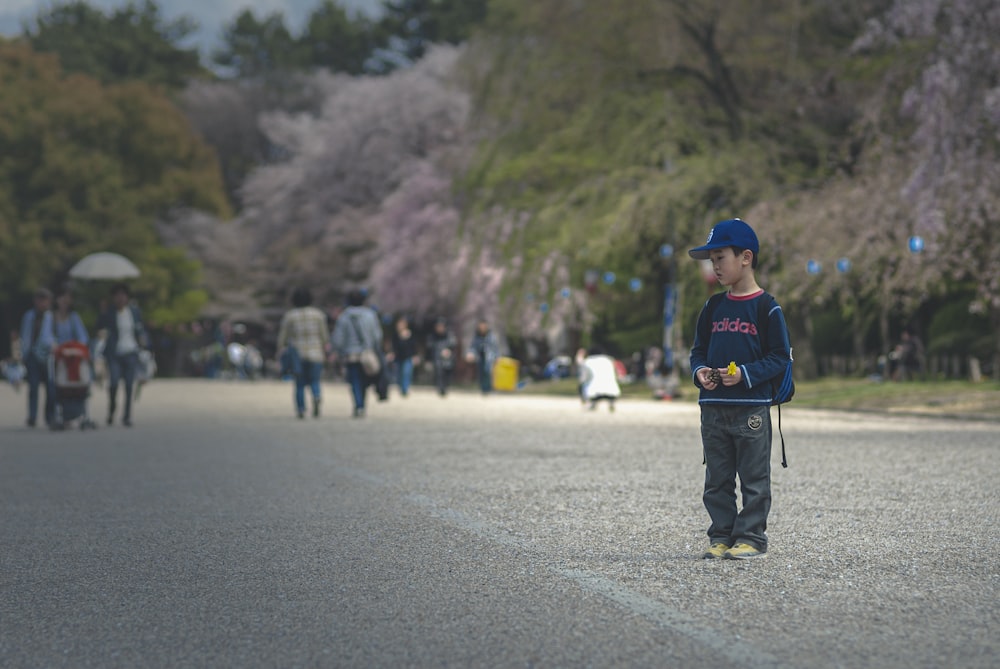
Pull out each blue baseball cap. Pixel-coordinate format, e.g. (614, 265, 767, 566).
(688, 218, 759, 260)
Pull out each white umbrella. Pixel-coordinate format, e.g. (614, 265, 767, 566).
(68, 252, 141, 280)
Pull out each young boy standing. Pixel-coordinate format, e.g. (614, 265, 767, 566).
(688, 218, 792, 560)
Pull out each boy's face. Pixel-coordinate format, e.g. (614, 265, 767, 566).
(708, 247, 751, 286)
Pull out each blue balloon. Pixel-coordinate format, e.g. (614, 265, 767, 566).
(560, 287, 571, 298)
(602, 271, 616, 285)
(629, 278, 643, 292)
(540, 302, 550, 313)
(908, 236, 925, 253)
(836, 257, 851, 273)
(806, 259, 822, 275)
(659, 244, 674, 258)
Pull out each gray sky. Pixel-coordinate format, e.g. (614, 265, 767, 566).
(0, 1, 382, 55)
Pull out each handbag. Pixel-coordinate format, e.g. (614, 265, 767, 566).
(350, 315, 382, 376)
(359, 348, 381, 376)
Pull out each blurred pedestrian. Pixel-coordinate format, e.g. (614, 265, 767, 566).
(574, 347, 588, 404)
(52, 284, 89, 345)
(427, 318, 457, 397)
(579, 347, 621, 412)
(466, 319, 500, 394)
(98, 283, 147, 427)
(892, 328, 924, 381)
(388, 315, 418, 397)
(331, 289, 383, 417)
(2, 329, 26, 391)
(18, 287, 55, 427)
(276, 287, 329, 419)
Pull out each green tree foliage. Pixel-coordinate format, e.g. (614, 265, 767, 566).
(375, 0, 489, 67)
(23, 0, 203, 89)
(0, 43, 230, 329)
(450, 0, 974, 364)
(300, 1, 379, 75)
(211, 0, 489, 77)
(460, 0, 880, 352)
(213, 9, 304, 78)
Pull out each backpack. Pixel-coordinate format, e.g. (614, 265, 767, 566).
(705, 290, 794, 467)
(752, 293, 795, 405)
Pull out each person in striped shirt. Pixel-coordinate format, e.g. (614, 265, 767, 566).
(277, 287, 330, 419)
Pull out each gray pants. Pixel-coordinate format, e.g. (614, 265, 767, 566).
(701, 404, 772, 551)
(107, 351, 139, 422)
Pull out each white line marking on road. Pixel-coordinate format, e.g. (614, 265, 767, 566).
(322, 455, 780, 668)
(401, 491, 779, 668)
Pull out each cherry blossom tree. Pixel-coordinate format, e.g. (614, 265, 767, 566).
(851, 0, 1000, 370)
(170, 46, 499, 332)
(752, 0, 999, 374)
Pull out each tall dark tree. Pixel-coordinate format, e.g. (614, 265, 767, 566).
(213, 9, 303, 78)
(299, 1, 379, 74)
(24, 0, 203, 89)
(374, 0, 489, 68)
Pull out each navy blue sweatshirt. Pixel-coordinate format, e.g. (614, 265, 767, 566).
(689, 290, 791, 406)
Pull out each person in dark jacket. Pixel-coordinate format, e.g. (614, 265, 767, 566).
(466, 319, 500, 394)
(19, 287, 55, 427)
(98, 283, 147, 427)
(426, 318, 457, 397)
(688, 218, 792, 561)
(388, 315, 419, 397)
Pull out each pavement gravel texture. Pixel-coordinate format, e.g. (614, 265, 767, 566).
(1, 379, 997, 668)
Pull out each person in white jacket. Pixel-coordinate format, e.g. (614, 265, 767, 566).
(579, 348, 621, 412)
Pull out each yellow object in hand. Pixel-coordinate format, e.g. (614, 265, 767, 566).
(727, 361, 737, 376)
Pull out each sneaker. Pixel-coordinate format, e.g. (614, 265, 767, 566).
(312, 399, 320, 418)
(702, 542, 730, 559)
(723, 543, 766, 560)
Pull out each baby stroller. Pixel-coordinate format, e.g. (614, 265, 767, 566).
(50, 341, 97, 430)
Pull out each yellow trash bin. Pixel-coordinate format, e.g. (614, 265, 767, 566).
(492, 356, 520, 392)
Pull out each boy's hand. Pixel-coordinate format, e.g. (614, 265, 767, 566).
(697, 367, 719, 389)
(698, 366, 743, 389)
(720, 365, 742, 386)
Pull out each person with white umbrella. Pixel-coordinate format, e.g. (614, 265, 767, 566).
(97, 283, 147, 427)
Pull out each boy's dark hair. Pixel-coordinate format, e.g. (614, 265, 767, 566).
(291, 287, 312, 307)
(110, 283, 130, 297)
(731, 246, 759, 269)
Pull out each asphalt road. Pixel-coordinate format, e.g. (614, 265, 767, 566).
(1, 379, 997, 668)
